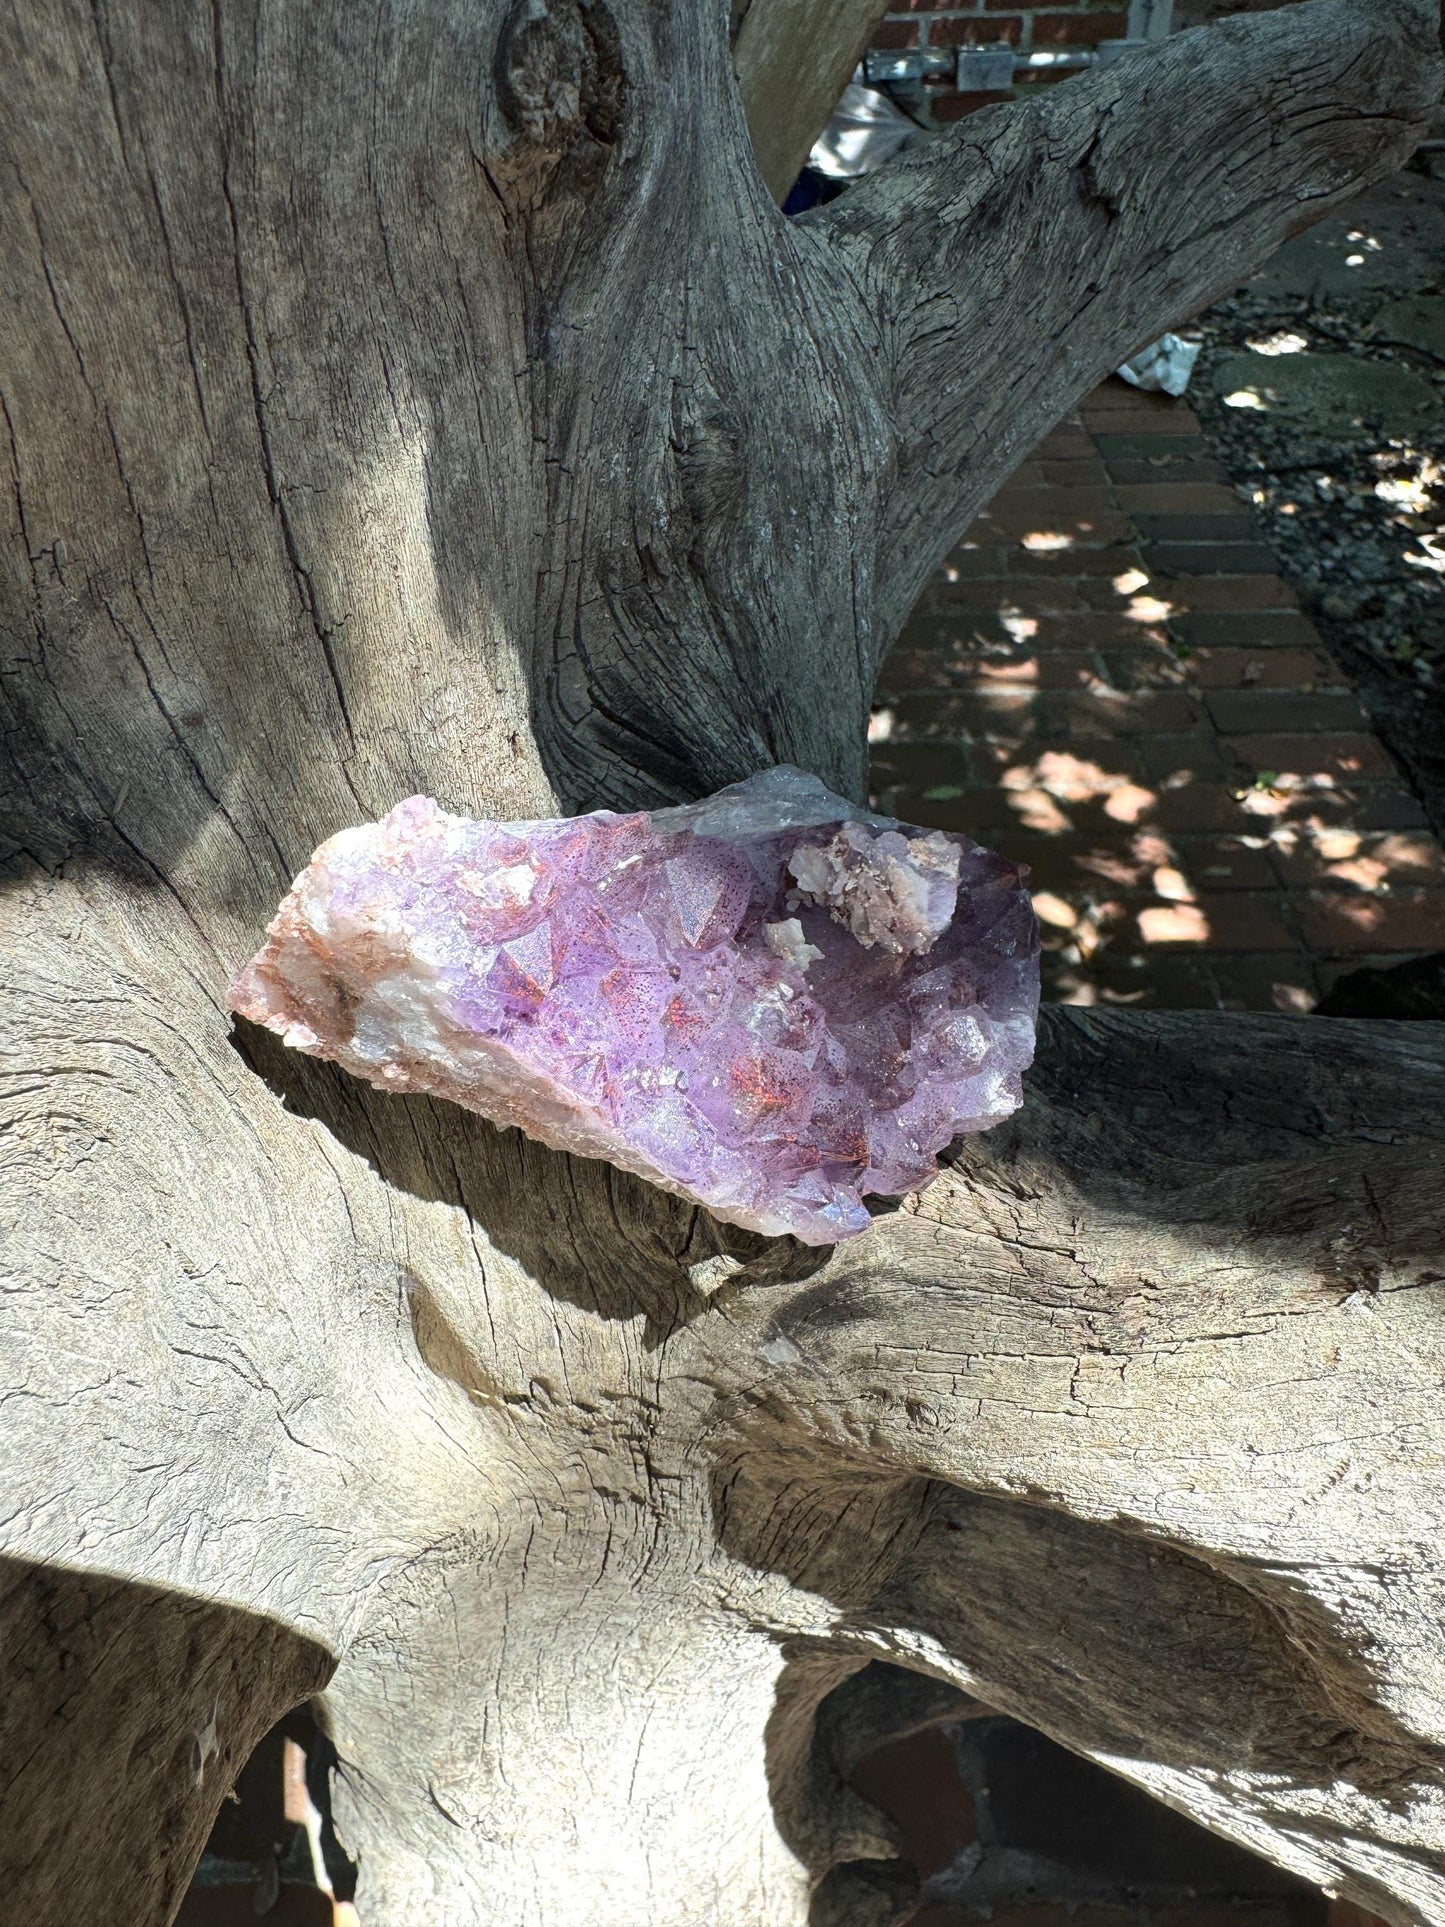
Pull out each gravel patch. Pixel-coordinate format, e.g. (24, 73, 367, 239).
(1184, 167, 1445, 836)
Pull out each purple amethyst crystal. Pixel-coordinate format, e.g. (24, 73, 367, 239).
(229, 767, 1039, 1243)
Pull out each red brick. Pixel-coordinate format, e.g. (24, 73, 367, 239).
(1074, 576, 1169, 614)
(871, 17, 920, 47)
(929, 15, 1025, 46)
(175, 1886, 335, 1925)
(942, 579, 1097, 617)
(1146, 778, 1426, 837)
(1098, 644, 1194, 689)
(1135, 730, 1234, 782)
(869, 740, 981, 795)
(1012, 71, 1078, 94)
(1221, 732, 1399, 782)
(994, 481, 1132, 520)
(1171, 611, 1322, 647)
(1136, 891, 1299, 951)
(1156, 574, 1298, 612)
(847, 1728, 974, 1879)
(1085, 409, 1207, 437)
(1080, 945, 1221, 1007)
(1270, 829, 1445, 890)
(1318, 954, 1444, 999)
(997, 650, 1112, 689)
(938, 541, 1018, 577)
(1204, 953, 1324, 1013)
(1030, 687, 1205, 735)
(1004, 459, 1048, 488)
(1176, 646, 1344, 690)
(1104, 453, 1228, 486)
(1115, 481, 1248, 517)
(867, 782, 1027, 837)
(977, 506, 1135, 547)
(988, 483, 1121, 517)
(1150, 782, 1270, 835)
(1322, 786, 1431, 831)
(920, 579, 1089, 618)
(1323, 1910, 1395, 1927)
(1031, 429, 1095, 460)
(1028, 609, 1164, 648)
(1035, 457, 1112, 488)
(878, 646, 1109, 696)
(971, 736, 1151, 790)
(874, 651, 964, 695)
(1171, 836, 1280, 891)
(1009, 834, 1148, 895)
(930, 90, 1013, 121)
(888, 690, 1026, 739)
(913, 1908, 1137, 1927)
(1204, 689, 1367, 734)
(1029, 12, 1129, 44)
(1079, 388, 1201, 432)
(1012, 542, 1146, 579)
(1294, 890, 1445, 954)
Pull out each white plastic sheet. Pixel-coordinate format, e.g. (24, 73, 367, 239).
(1116, 333, 1203, 398)
(808, 83, 918, 180)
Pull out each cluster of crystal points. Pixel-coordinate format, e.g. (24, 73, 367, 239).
(230, 767, 1039, 1243)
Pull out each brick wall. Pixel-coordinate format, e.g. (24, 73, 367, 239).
(1172, 0, 1297, 20)
(868, 0, 1300, 127)
(870, 2, 1131, 124)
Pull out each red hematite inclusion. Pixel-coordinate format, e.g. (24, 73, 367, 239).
(230, 767, 1040, 1243)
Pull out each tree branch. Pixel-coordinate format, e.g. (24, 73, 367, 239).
(6, 4, 1445, 1920)
(707, 1008, 1445, 1920)
(805, 0, 1445, 638)
(0, 1560, 331, 1922)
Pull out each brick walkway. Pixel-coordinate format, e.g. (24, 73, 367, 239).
(869, 381, 1445, 1012)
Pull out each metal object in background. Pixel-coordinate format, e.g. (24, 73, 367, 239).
(863, 0, 1177, 90)
(1099, 0, 1175, 61)
(954, 46, 1017, 91)
(1130, 0, 1175, 38)
(862, 49, 952, 86)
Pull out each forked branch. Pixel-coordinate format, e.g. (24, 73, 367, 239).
(798, 0, 1444, 639)
(709, 1009, 1445, 1922)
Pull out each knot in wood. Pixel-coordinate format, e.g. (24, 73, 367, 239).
(495, 0, 626, 150)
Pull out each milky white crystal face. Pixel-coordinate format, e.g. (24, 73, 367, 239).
(230, 767, 1040, 1243)
(787, 822, 961, 956)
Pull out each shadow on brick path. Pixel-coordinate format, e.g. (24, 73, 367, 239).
(869, 383, 1445, 1013)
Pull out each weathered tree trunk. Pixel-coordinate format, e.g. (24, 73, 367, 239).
(2, 2, 1443, 1922)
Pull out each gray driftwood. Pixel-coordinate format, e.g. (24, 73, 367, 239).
(2, 2, 1443, 1921)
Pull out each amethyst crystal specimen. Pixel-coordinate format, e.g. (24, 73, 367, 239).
(230, 767, 1039, 1243)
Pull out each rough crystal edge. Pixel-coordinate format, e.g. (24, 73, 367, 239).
(233, 936, 824, 1239)
(229, 767, 1038, 1246)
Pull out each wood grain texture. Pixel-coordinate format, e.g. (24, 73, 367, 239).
(1, 1, 1442, 1921)
(0, 1562, 332, 1919)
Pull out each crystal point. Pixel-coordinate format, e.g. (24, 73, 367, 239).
(230, 767, 1039, 1243)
